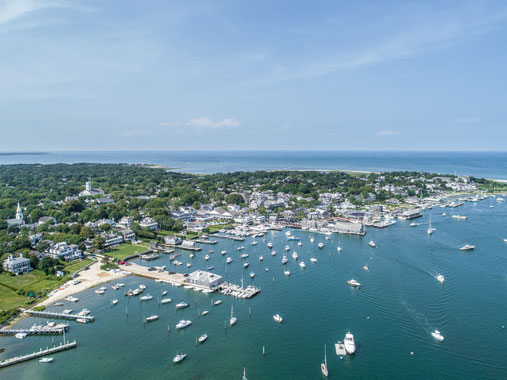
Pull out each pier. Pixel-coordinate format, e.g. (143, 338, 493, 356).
(214, 234, 245, 241)
(163, 244, 202, 251)
(0, 340, 77, 368)
(24, 310, 94, 322)
(0, 326, 68, 336)
(219, 282, 261, 299)
(194, 239, 218, 245)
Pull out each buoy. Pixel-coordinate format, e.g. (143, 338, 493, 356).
(410, 352, 414, 356)
(502, 325, 505, 329)
(367, 316, 370, 319)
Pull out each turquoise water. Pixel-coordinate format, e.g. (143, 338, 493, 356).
(1, 150, 507, 179)
(1, 199, 507, 379)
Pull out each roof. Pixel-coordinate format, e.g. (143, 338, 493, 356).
(187, 270, 222, 282)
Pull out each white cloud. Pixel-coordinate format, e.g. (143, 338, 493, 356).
(185, 117, 240, 129)
(376, 130, 400, 137)
(0, 0, 80, 25)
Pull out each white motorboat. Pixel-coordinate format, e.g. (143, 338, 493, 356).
(250, 272, 255, 279)
(310, 257, 317, 263)
(186, 263, 192, 268)
(173, 353, 187, 363)
(335, 341, 347, 357)
(39, 358, 53, 363)
(368, 241, 376, 248)
(76, 318, 88, 324)
(285, 245, 290, 251)
(281, 256, 288, 265)
(299, 261, 306, 268)
(213, 300, 222, 306)
(344, 332, 356, 354)
(199, 334, 208, 343)
(99, 286, 107, 291)
(204, 255, 210, 261)
(436, 275, 445, 284)
(161, 298, 173, 304)
(202, 310, 209, 316)
(162, 290, 168, 296)
(95, 289, 105, 295)
(310, 237, 315, 243)
(145, 315, 159, 322)
(410, 222, 419, 227)
(347, 279, 361, 288)
(139, 284, 146, 290)
(221, 250, 227, 255)
(318, 242, 324, 249)
(284, 270, 290, 276)
(240, 253, 249, 259)
(497, 197, 505, 203)
(112, 299, 118, 305)
(364, 263, 369, 271)
(65, 296, 78, 302)
(427, 215, 435, 235)
(321, 344, 328, 377)
(273, 314, 283, 323)
(442, 212, 446, 216)
(337, 246, 342, 252)
(259, 255, 263, 261)
(431, 329, 444, 341)
(209, 249, 214, 253)
(15, 332, 28, 339)
(230, 305, 237, 326)
(460, 244, 475, 251)
(190, 253, 194, 259)
(265, 267, 269, 272)
(237, 246, 245, 251)
(271, 250, 276, 256)
(243, 262, 249, 268)
(267, 242, 273, 248)
(298, 241, 302, 247)
(226, 257, 233, 264)
(175, 320, 191, 329)
(140, 294, 153, 301)
(175, 302, 189, 309)
(251, 241, 258, 245)
(292, 251, 298, 260)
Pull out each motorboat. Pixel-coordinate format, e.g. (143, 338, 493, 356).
(146, 315, 159, 322)
(161, 298, 173, 304)
(288, 235, 299, 241)
(221, 250, 227, 255)
(364, 263, 369, 271)
(436, 275, 445, 284)
(95, 289, 105, 295)
(335, 341, 347, 357)
(76, 318, 88, 324)
(186, 263, 192, 268)
(284, 270, 290, 276)
(53, 302, 64, 306)
(213, 300, 222, 306)
(265, 267, 269, 272)
(321, 344, 328, 377)
(299, 261, 306, 268)
(230, 305, 237, 326)
(271, 250, 276, 256)
(251, 241, 258, 245)
(99, 286, 107, 291)
(190, 253, 194, 259)
(259, 255, 263, 261)
(240, 253, 249, 259)
(347, 279, 361, 288)
(310, 237, 315, 243)
(337, 246, 342, 252)
(204, 255, 210, 261)
(237, 246, 245, 251)
(226, 257, 233, 264)
(207, 266, 214, 271)
(175, 320, 191, 329)
(325, 236, 330, 240)
(410, 222, 419, 227)
(202, 310, 209, 316)
(310, 258, 317, 263)
(497, 197, 505, 203)
(140, 294, 153, 301)
(15, 332, 28, 339)
(65, 296, 78, 302)
(175, 302, 189, 309)
(209, 249, 214, 253)
(139, 284, 146, 290)
(267, 242, 273, 248)
(431, 329, 444, 341)
(62, 309, 73, 315)
(292, 251, 298, 260)
(250, 272, 255, 279)
(199, 334, 208, 343)
(112, 299, 118, 305)
(39, 358, 53, 363)
(243, 262, 249, 268)
(344, 332, 356, 354)
(281, 256, 288, 265)
(368, 241, 376, 248)
(460, 244, 475, 251)
(173, 353, 187, 363)
(285, 245, 290, 251)
(273, 314, 283, 323)
(318, 242, 324, 249)
(162, 290, 168, 296)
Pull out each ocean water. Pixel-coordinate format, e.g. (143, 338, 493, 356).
(1, 151, 507, 179)
(1, 199, 506, 379)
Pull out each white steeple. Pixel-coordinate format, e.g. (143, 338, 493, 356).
(15, 202, 23, 220)
(85, 181, 92, 191)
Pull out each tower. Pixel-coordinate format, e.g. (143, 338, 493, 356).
(15, 202, 23, 220)
(85, 181, 92, 191)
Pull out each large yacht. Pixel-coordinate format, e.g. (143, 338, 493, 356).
(344, 332, 356, 354)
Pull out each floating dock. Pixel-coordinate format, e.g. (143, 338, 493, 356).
(24, 310, 94, 322)
(164, 244, 202, 251)
(0, 340, 77, 368)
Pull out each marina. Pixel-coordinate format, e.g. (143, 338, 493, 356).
(23, 310, 94, 323)
(0, 341, 77, 368)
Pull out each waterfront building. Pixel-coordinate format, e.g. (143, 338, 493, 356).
(164, 235, 182, 245)
(121, 229, 136, 242)
(48, 242, 82, 261)
(186, 270, 223, 289)
(100, 232, 123, 248)
(2, 254, 32, 274)
(181, 240, 197, 249)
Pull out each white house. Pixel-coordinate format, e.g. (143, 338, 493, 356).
(164, 235, 182, 245)
(48, 242, 82, 261)
(3, 254, 32, 274)
(139, 217, 158, 231)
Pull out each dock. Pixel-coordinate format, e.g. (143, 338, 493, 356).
(194, 239, 218, 245)
(219, 282, 261, 299)
(214, 234, 245, 241)
(0, 326, 68, 336)
(24, 310, 94, 322)
(0, 340, 77, 368)
(163, 244, 202, 251)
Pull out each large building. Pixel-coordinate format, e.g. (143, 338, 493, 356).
(79, 181, 105, 197)
(186, 270, 223, 289)
(5, 202, 24, 227)
(3, 254, 32, 274)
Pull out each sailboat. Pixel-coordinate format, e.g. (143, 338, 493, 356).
(230, 305, 237, 326)
(242, 367, 247, 380)
(427, 215, 435, 235)
(321, 344, 328, 377)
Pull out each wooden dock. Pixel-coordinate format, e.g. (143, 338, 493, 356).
(194, 239, 218, 245)
(24, 310, 94, 322)
(0, 326, 68, 336)
(214, 234, 245, 241)
(163, 244, 202, 251)
(0, 340, 77, 368)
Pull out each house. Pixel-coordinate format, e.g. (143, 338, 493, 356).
(181, 240, 197, 249)
(2, 254, 32, 274)
(139, 217, 158, 231)
(121, 228, 136, 242)
(95, 197, 115, 205)
(164, 235, 182, 245)
(186, 270, 223, 289)
(117, 217, 132, 229)
(38, 216, 57, 224)
(48, 242, 82, 261)
(101, 232, 123, 248)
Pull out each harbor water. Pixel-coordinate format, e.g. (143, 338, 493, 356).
(1, 199, 506, 379)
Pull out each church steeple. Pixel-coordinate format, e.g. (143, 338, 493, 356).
(15, 202, 23, 220)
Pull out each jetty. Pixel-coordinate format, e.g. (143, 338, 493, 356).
(194, 239, 218, 245)
(214, 234, 245, 241)
(24, 310, 94, 322)
(0, 340, 77, 368)
(164, 244, 202, 251)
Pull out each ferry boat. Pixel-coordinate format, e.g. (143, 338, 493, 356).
(39, 358, 53, 363)
(199, 334, 208, 343)
(335, 341, 347, 357)
(175, 302, 189, 309)
(281, 256, 288, 265)
(161, 298, 173, 304)
(173, 353, 186, 363)
(273, 314, 283, 323)
(460, 244, 475, 251)
(243, 262, 249, 268)
(431, 329, 444, 341)
(299, 261, 306, 268)
(267, 242, 273, 248)
(226, 257, 233, 264)
(347, 279, 361, 288)
(310, 258, 318, 263)
(146, 315, 159, 322)
(436, 275, 445, 284)
(368, 241, 376, 248)
(175, 320, 191, 329)
(344, 332, 356, 354)
(318, 242, 324, 249)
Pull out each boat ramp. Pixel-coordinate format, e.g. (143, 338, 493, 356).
(0, 340, 77, 368)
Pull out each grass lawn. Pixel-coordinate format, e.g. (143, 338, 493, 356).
(0, 283, 27, 310)
(209, 223, 233, 233)
(64, 258, 94, 274)
(104, 243, 149, 260)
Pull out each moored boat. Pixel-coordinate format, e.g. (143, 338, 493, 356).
(344, 332, 356, 354)
(273, 314, 283, 323)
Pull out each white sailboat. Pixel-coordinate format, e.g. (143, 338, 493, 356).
(427, 215, 435, 235)
(321, 344, 328, 377)
(230, 305, 237, 326)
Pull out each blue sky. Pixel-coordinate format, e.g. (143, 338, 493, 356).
(1, 0, 507, 151)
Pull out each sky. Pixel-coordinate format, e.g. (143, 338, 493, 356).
(1, 0, 507, 151)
